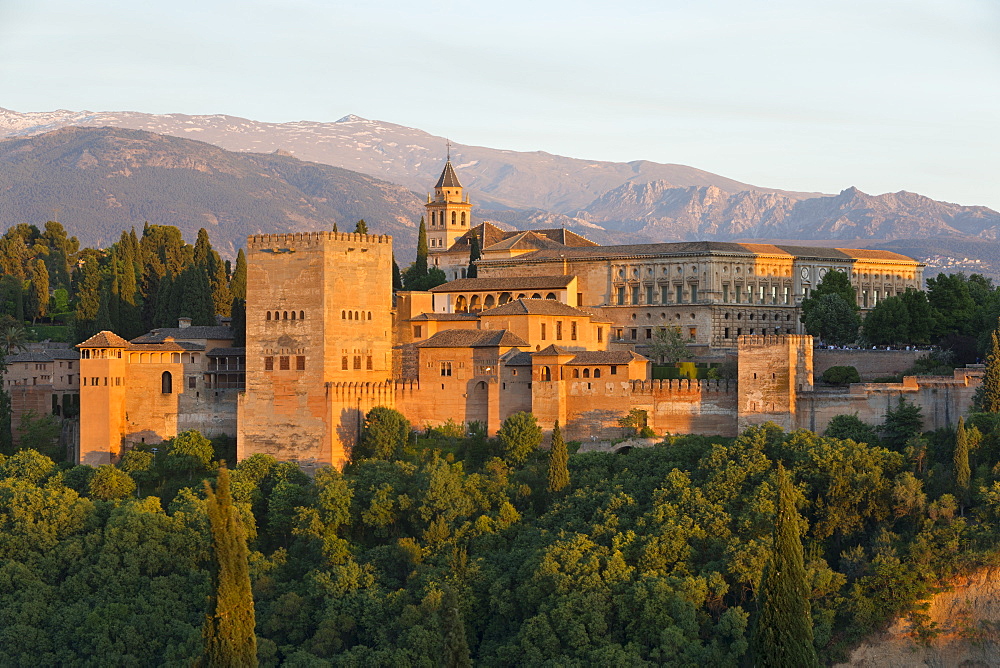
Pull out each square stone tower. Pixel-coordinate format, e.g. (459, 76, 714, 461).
(737, 334, 813, 431)
(237, 231, 394, 469)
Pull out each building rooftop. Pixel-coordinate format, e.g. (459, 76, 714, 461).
(131, 325, 234, 344)
(479, 298, 599, 318)
(416, 329, 529, 349)
(429, 275, 576, 293)
(435, 159, 463, 189)
(566, 350, 648, 365)
(410, 312, 480, 321)
(127, 342, 206, 352)
(500, 349, 534, 366)
(206, 347, 247, 357)
(77, 331, 130, 348)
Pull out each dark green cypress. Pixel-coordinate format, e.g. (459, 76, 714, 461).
(547, 420, 569, 493)
(752, 464, 818, 668)
(230, 298, 246, 347)
(441, 585, 471, 668)
(180, 266, 216, 326)
(332, 222, 338, 234)
(466, 235, 480, 279)
(392, 254, 403, 292)
(230, 249, 247, 302)
(983, 320, 1000, 413)
(415, 217, 428, 276)
(955, 416, 971, 508)
(202, 467, 258, 667)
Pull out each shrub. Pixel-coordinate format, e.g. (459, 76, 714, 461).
(822, 366, 860, 385)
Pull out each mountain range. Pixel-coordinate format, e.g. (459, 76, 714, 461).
(1, 107, 999, 274)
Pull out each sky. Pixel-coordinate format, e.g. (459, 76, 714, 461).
(1, 0, 998, 209)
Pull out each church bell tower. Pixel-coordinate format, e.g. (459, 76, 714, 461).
(425, 144, 472, 253)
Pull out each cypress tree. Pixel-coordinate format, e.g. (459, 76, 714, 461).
(547, 420, 569, 493)
(332, 222, 338, 233)
(354, 219, 368, 234)
(28, 258, 49, 323)
(74, 255, 102, 340)
(392, 254, 403, 292)
(209, 250, 232, 317)
(752, 464, 818, 668)
(95, 284, 113, 333)
(230, 249, 247, 301)
(954, 416, 971, 508)
(983, 319, 1000, 413)
(202, 466, 257, 667)
(467, 236, 480, 279)
(415, 217, 428, 276)
(180, 266, 216, 326)
(230, 298, 246, 347)
(441, 585, 471, 668)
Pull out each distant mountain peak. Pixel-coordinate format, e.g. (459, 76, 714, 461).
(335, 114, 369, 124)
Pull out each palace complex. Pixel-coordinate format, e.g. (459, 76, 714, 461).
(36, 158, 978, 469)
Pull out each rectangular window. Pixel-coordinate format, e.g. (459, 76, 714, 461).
(279, 356, 290, 370)
(353, 356, 362, 370)
(862, 290, 869, 308)
(68, 361, 73, 369)
(689, 327, 697, 339)
(413, 325, 422, 339)
(661, 284, 669, 304)
(690, 284, 698, 303)
(296, 356, 306, 371)
(342, 356, 348, 370)
(440, 361, 452, 377)
(188, 376, 196, 389)
(735, 285, 742, 304)
(366, 356, 372, 370)
(771, 285, 778, 305)
(571, 321, 577, 341)
(676, 285, 683, 304)
(747, 284, 754, 304)
(722, 285, 729, 303)
(630, 328, 637, 340)
(577, 292, 583, 306)
(617, 286, 626, 305)
(724, 327, 730, 339)
(873, 290, 879, 306)
(541, 323, 547, 340)
(631, 286, 640, 305)
(610, 365, 617, 375)
(759, 285, 765, 302)
(646, 285, 654, 305)
(556, 321, 563, 340)
(265, 357, 274, 371)
(783, 286, 790, 305)
(597, 327, 603, 343)
(644, 328, 651, 339)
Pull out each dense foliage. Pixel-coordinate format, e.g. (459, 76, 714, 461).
(3, 400, 1000, 665)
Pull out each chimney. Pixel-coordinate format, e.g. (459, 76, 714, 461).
(178, 317, 192, 329)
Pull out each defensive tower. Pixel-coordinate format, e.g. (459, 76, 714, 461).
(425, 147, 472, 253)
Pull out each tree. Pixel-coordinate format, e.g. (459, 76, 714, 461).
(415, 217, 428, 275)
(880, 396, 923, 451)
(166, 430, 215, 477)
(982, 320, 1000, 413)
(954, 417, 971, 508)
(467, 236, 480, 279)
(441, 585, 471, 668)
(751, 464, 818, 667)
(547, 421, 569, 493)
(802, 293, 860, 345)
(498, 412, 542, 466)
(926, 272, 976, 339)
(355, 407, 410, 461)
(202, 466, 258, 667)
(647, 326, 688, 364)
(392, 254, 403, 292)
(230, 298, 246, 347)
(901, 289, 932, 345)
(820, 366, 860, 385)
(16, 411, 63, 461)
(27, 259, 49, 324)
(354, 220, 368, 234)
(88, 465, 136, 500)
(230, 249, 247, 301)
(824, 414, 878, 445)
(861, 296, 910, 346)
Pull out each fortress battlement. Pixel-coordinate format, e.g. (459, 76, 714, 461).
(247, 231, 393, 249)
(737, 334, 812, 349)
(631, 378, 736, 394)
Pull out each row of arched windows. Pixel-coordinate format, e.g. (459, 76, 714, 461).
(266, 310, 305, 321)
(570, 368, 602, 379)
(430, 211, 467, 226)
(342, 310, 372, 321)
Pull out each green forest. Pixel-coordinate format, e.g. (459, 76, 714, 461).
(4, 393, 1000, 665)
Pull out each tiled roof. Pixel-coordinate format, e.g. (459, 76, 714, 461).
(206, 347, 246, 357)
(567, 350, 648, 365)
(77, 331, 130, 348)
(479, 298, 592, 317)
(48, 349, 80, 359)
(435, 160, 463, 188)
(128, 342, 206, 352)
(6, 352, 56, 363)
(483, 231, 571, 252)
(416, 329, 529, 349)
(443, 223, 598, 254)
(534, 344, 573, 356)
(502, 350, 534, 366)
(429, 275, 575, 293)
(410, 312, 480, 321)
(131, 326, 234, 344)
(6, 348, 81, 363)
(488, 241, 919, 263)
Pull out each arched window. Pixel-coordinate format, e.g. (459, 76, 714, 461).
(455, 295, 467, 312)
(348, 311, 353, 320)
(161, 371, 173, 394)
(484, 295, 495, 308)
(594, 368, 601, 378)
(341, 310, 346, 319)
(461, 212, 467, 226)
(355, 311, 360, 320)
(300, 311, 304, 320)
(499, 292, 511, 305)
(451, 211, 457, 225)
(283, 311, 288, 320)
(531, 293, 541, 299)
(572, 368, 579, 378)
(368, 311, 372, 320)
(583, 368, 590, 378)
(266, 311, 272, 321)
(470, 295, 480, 311)
(291, 311, 296, 320)
(541, 366, 551, 381)
(546, 292, 556, 300)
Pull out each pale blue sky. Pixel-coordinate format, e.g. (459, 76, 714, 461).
(1, 0, 997, 209)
